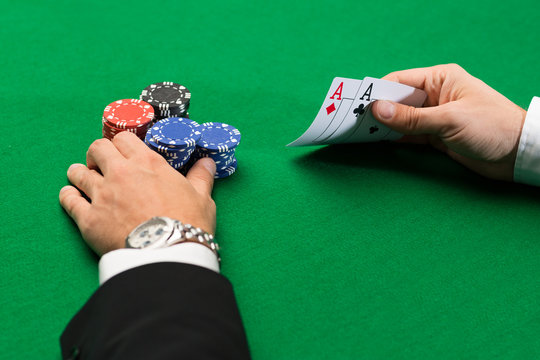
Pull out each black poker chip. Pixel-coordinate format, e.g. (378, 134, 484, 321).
(140, 82, 191, 113)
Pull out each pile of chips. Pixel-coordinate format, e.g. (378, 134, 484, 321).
(145, 118, 241, 179)
(102, 99, 155, 140)
(140, 82, 191, 120)
(145, 117, 201, 170)
(192, 122, 240, 178)
(102, 81, 241, 179)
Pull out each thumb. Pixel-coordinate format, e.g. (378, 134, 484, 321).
(372, 100, 450, 136)
(186, 157, 216, 196)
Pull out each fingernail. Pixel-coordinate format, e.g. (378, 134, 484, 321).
(200, 158, 216, 175)
(68, 163, 83, 173)
(377, 101, 395, 120)
(59, 185, 71, 194)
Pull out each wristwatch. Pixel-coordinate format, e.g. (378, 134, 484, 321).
(125, 217, 220, 261)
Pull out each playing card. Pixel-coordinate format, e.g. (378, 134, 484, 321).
(288, 76, 427, 146)
(333, 77, 427, 143)
(287, 77, 362, 146)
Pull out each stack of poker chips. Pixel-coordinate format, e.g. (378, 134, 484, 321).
(102, 99, 155, 140)
(192, 122, 241, 179)
(144, 117, 201, 170)
(140, 82, 191, 121)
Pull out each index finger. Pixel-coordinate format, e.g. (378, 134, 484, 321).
(112, 131, 153, 159)
(86, 138, 125, 174)
(382, 66, 433, 89)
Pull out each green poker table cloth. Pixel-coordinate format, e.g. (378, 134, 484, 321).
(2, 0, 540, 358)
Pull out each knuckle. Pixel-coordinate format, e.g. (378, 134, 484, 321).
(69, 166, 85, 184)
(445, 63, 463, 72)
(78, 214, 95, 234)
(404, 106, 421, 131)
(109, 163, 128, 178)
(98, 187, 114, 203)
(63, 193, 79, 215)
(148, 150, 166, 164)
(88, 138, 108, 153)
(382, 71, 398, 81)
(75, 173, 88, 189)
(94, 138, 110, 147)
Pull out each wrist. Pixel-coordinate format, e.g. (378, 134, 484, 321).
(125, 217, 220, 262)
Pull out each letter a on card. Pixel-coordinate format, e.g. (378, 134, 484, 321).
(288, 77, 363, 146)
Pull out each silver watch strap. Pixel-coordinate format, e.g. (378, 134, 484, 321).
(168, 222, 221, 263)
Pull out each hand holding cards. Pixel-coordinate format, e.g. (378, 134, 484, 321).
(288, 77, 427, 146)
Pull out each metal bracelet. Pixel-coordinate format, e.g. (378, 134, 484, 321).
(168, 221, 221, 262)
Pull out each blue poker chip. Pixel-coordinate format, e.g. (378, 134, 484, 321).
(151, 117, 201, 148)
(145, 131, 195, 157)
(189, 150, 234, 170)
(167, 155, 190, 168)
(194, 148, 234, 164)
(145, 131, 170, 153)
(169, 160, 187, 169)
(215, 156, 235, 169)
(144, 118, 241, 176)
(206, 155, 235, 171)
(214, 157, 237, 179)
(196, 147, 235, 158)
(198, 122, 241, 152)
(166, 150, 191, 162)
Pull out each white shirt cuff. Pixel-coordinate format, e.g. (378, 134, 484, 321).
(98, 243, 220, 285)
(515, 96, 540, 186)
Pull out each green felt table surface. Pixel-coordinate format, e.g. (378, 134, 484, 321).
(2, 0, 540, 358)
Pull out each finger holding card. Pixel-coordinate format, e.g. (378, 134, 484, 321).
(336, 77, 427, 143)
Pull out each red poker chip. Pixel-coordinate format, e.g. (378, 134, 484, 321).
(102, 125, 148, 141)
(102, 130, 146, 141)
(102, 123, 147, 134)
(102, 119, 149, 134)
(103, 126, 144, 135)
(103, 99, 155, 129)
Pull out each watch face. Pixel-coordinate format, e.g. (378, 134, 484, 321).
(128, 217, 171, 249)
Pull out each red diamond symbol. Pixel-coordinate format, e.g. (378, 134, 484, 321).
(326, 103, 336, 115)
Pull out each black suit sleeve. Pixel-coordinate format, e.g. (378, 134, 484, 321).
(60, 262, 251, 360)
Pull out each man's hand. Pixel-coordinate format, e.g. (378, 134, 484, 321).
(372, 64, 527, 181)
(59, 131, 217, 256)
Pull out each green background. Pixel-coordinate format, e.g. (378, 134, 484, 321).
(2, 0, 540, 358)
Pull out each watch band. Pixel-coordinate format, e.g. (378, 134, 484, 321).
(169, 222, 221, 263)
(125, 217, 220, 263)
